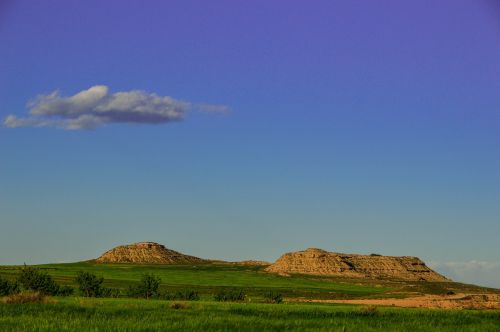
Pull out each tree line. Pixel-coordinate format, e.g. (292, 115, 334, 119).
(0, 266, 282, 303)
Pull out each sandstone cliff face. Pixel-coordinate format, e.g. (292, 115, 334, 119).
(95, 242, 206, 264)
(265, 248, 448, 281)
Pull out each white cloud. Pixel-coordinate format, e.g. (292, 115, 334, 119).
(429, 260, 500, 289)
(4, 85, 228, 130)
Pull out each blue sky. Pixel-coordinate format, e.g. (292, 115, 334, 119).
(0, 0, 499, 288)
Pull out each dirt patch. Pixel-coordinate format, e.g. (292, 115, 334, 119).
(303, 293, 500, 310)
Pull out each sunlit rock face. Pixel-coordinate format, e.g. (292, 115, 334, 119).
(95, 242, 206, 264)
(265, 248, 449, 281)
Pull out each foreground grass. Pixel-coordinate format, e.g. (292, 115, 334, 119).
(0, 297, 499, 332)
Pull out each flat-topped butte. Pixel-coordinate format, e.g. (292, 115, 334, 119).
(95, 242, 206, 264)
(265, 248, 448, 281)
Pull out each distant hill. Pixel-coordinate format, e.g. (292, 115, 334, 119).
(265, 248, 448, 281)
(95, 242, 206, 264)
(95, 242, 448, 282)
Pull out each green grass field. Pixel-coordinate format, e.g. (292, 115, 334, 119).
(1, 262, 499, 331)
(1, 298, 499, 331)
(0, 262, 389, 300)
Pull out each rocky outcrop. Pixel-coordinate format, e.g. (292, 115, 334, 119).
(95, 242, 206, 264)
(265, 248, 448, 281)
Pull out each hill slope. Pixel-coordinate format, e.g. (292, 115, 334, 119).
(95, 242, 206, 264)
(265, 248, 448, 281)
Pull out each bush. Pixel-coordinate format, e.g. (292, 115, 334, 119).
(128, 273, 161, 299)
(263, 291, 283, 304)
(213, 289, 245, 302)
(17, 266, 70, 296)
(74, 271, 118, 297)
(75, 271, 104, 297)
(57, 285, 74, 296)
(162, 289, 199, 301)
(3, 292, 48, 304)
(0, 277, 20, 296)
(100, 287, 121, 298)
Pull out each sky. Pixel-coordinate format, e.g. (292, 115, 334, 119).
(0, 0, 499, 288)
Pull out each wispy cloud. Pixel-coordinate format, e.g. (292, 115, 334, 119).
(429, 260, 500, 289)
(4, 85, 229, 130)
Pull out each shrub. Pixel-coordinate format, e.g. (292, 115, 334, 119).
(3, 292, 48, 304)
(75, 271, 104, 297)
(213, 289, 245, 302)
(100, 287, 121, 298)
(163, 289, 199, 301)
(0, 277, 20, 296)
(17, 266, 69, 296)
(263, 291, 283, 304)
(57, 285, 74, 296)
(128, 273, 161, 299)
(74, 271, 118, 297)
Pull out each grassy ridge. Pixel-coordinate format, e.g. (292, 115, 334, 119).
(0, 262, 387, 300)
(0, 298, 499, 331)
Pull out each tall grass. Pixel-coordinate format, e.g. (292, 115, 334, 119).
(2, 292, 49, 304)
(0, 298, 498, 331)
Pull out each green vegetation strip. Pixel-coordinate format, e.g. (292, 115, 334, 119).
(0, 263, 387, 300)
(0, 298, 499, 331)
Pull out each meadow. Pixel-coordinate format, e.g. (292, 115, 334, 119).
(1, 262, 499, 331)
(0, 262, 388, 300)
(1, 298, 499, 331)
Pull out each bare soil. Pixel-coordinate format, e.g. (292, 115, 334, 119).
(303, 293, 500, 309)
